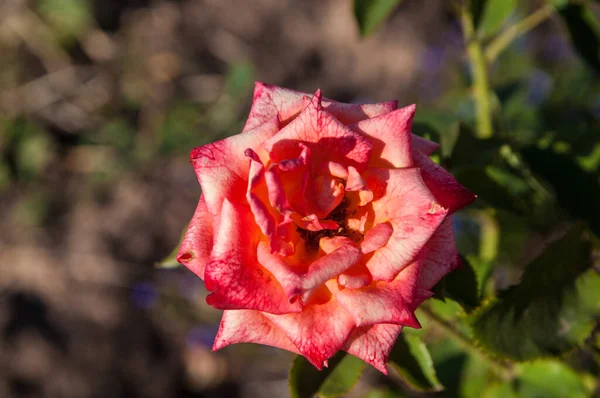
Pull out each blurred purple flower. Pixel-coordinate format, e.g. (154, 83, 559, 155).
(541, 34, 572, 62)
(178, 272, 203, 301)
(186, 326, 218, 348)
(130, 281, 158, 308)
(527, 70, 553, 105)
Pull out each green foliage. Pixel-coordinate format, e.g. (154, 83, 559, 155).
(388, 332, 442, 392)
(38, 0, 92, 44)
(476, 0, 518, 38)
(289, 352, 364, 398)
(517, 360, 593, 398)
(522, 147, 600, 236)
(353, 0, 403, 37)
(159, 102, 203, 155)
(472, 225, 600, 360)
(433, 256, 480, 313)
(555, 3, 600, 73)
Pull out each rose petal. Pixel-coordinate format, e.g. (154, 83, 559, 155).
(328, 264, 432, 327)
(363, 168, 449, 282)
(360, 221, 393, 254)
(350, 105, 416, 168)
(177, 195, 213, 280)
(337, 262, 372, 289)
(243, 82, 305, 132)
(264, 91, 373, 171)
(204, 199, 301, 314)
(416, 217, 461, 290)
(311, 175, 345, 218)
(292, 213, 339, 232)
(264, 290, 356, 369)
(323, 100, 398, 125)
(191, 117, 281, 232)
(213, 309, 299, 354)
(257, 241, 362, 303)
(344, 324, 403, 375)
(414, 151, 477, 214)
(243, 82, 398, 132)
(412, 134, 440, 155)
(345, 166, 366, 191)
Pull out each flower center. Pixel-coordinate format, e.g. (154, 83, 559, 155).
(297, 197, 363, 252)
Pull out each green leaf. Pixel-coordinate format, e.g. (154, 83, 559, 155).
(454, 167, 520, 213)
(477, 0, 518, 38)
(480, 382, 518, 398)
(522, 147, 600, 236)
(225, 61, 255, 99)
(471, 225, 600, 360)
(517, 360, 591, 398)
(289, 352, 364, 398)
(388, 333, 443, 392)
(155, 225, 187, 269)
(38, 0, 91, 43)
(353, 0, 403, 37)
(439, 256, 481, 313)
(556, 4, 600, 73)
(470, 0, 488, 30)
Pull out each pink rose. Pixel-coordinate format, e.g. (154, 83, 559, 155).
(177, 82, 475, 373)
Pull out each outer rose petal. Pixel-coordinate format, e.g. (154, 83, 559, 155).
(264, 91, 373, 171)
(204, 199, 301, 314)
(191, 117, 281, 231)
(323, 100, 398, 125)
(264, 292, 357, 369)
(243, 82, 398, 132)
(350, 105, 416, 168)
(364, 168, 449, 282)
(414, 151, 476, 214)
(177, 195, 212, 280)
(344, 324, 403, 375)
(243, 82, 305, 132)
(416, 217, 461, 290)
(412, 134, 440, 155)
(328, 263, 432, 327)
(213, 310, 299, 354)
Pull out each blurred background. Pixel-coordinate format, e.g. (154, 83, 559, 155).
(1, 0, 599, 397)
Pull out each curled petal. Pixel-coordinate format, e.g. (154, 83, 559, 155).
(360, 222, 393, 254)
(328, 263, 432, 327)
(414, 151, 477, 214)
(363, 168, 449, 282)
(337, 262, 372, 289)
(345, 166, 366, 191)
(350, 105, 415, 168)
(264, 91, 373, 171)
(258, 241, 362, 303)
(192, 117, 281, 231)
(244, 82, 397, 132)
(243, 82, 305, 132)
(204, 199, 301, 314)
(312, 175, 345, 218)
(412, 134, 440, 155)
(416, 217, 461, 290)
(323, 100, 398, 125)
(344, 324, 403, 375)
(292, 213, 339, 232)
(245, 149, 292, 256)
(213, 310, 299, 354)
(264, 292, 356, 369)
(177, 196, 213, 280)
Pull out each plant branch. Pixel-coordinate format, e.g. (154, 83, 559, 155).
(486, 4, 555, 64)
(419, 306, 515, 381)
(458, 4, 493, 139)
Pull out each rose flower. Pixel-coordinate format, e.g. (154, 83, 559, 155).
(177, 83, 475, 373)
